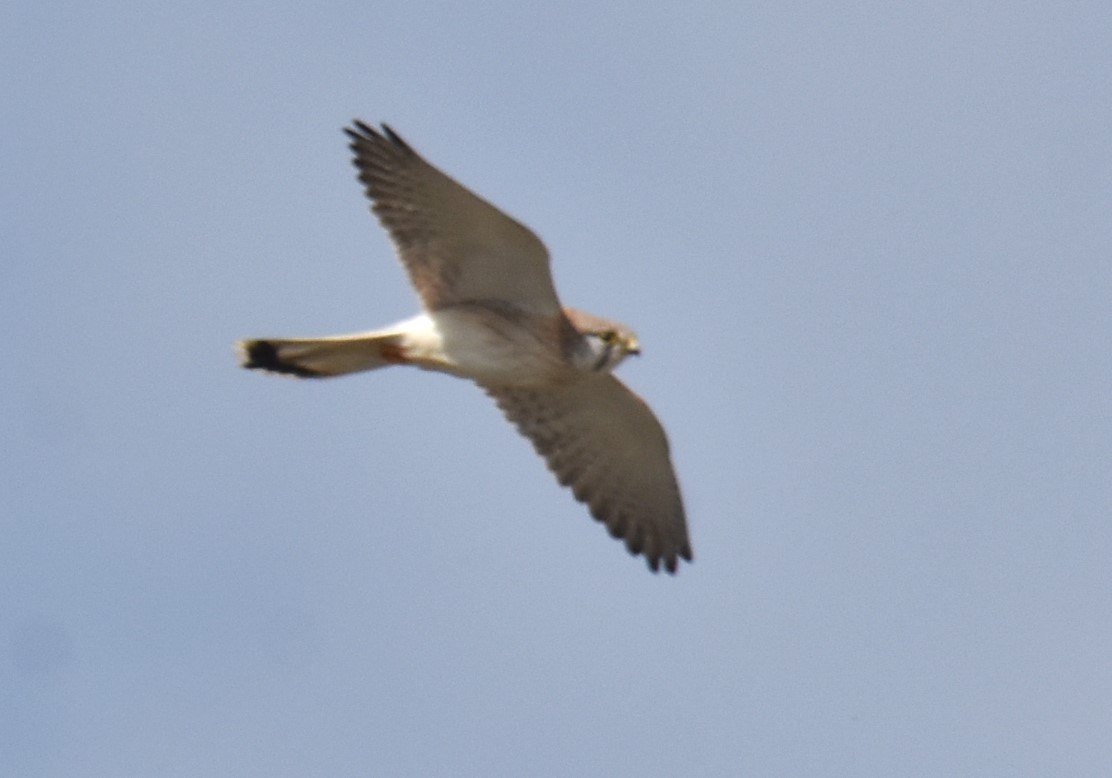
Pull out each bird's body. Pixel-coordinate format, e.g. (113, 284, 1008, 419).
(238, 122, 692, 573)
(244, 305, 581, 384)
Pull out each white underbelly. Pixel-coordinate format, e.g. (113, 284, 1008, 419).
(397, 307, 568, 385)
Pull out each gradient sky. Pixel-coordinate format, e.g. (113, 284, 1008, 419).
(4, 1, 1111, 775)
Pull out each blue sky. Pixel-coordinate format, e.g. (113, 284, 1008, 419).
(3, 1, 1110, 775)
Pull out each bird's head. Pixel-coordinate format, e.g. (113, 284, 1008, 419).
(564, 308, 641, 372)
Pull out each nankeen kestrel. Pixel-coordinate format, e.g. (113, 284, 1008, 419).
(237, 122, 692, 573)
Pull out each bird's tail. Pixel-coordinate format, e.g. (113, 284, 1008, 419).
(236, 331, 407, 378)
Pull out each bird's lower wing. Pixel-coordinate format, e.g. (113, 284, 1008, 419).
(484, 374, 692, 573)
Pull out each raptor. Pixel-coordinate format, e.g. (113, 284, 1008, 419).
(237, 122, 692, 573)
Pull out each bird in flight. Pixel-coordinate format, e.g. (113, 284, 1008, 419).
(237, 121, 692, 573)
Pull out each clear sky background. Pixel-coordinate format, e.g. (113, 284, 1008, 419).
(3, 2, 1110, 775)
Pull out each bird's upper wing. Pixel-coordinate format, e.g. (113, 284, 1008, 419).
(345, 121, 562, 314)
(485, 374, 692, 573)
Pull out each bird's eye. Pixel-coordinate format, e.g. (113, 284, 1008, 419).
(597, 330, 616, 344)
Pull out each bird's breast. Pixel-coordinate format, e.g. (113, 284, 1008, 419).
(424, 305, 571, 386)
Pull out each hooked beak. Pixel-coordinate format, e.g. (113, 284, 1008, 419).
(625, 337, 641, 356)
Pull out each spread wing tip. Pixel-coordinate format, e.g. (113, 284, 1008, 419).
(636, 539, 694, 575)
(343, 120, 412, 152)
(597, 508, 693, 575)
